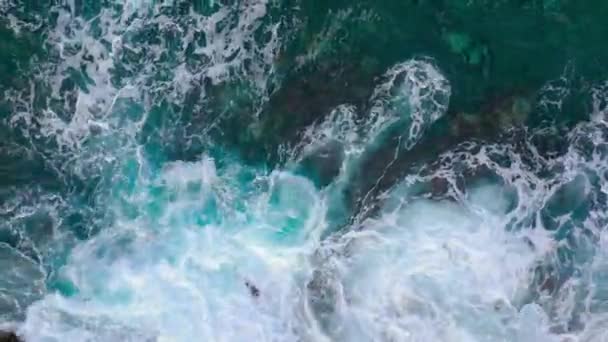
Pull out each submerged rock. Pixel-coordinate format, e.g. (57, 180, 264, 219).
(443, 31, 491, 76)
(450, 92, 533, 138)
(0, 331, 21, 342)
(306, 269, 340, 333)
(348, 88, 536, 223)
(296, 140, 345, 188)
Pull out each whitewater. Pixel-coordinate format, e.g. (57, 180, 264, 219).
(1, 1, 608, 341)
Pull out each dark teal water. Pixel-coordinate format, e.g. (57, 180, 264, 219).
(1, 1, 608, 341)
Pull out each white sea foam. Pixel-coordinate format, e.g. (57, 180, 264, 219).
(3, 0, 287, 179)
(18, 157, 326, 341)
(3, 2, 608, 342)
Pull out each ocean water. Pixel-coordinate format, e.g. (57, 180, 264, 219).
(1, 1, 608, 341)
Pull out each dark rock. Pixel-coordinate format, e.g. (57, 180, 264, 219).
(245, 281, 260, 298)
(430, 176, 450, 198)
(0, 331, 21, 342)
(256, 62, 376, 160)
(346, 89, 537, 224)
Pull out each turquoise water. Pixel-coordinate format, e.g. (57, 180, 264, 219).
(1, 1, 608, 341)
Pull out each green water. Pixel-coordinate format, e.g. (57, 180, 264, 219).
(1, 1, 608, 341)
